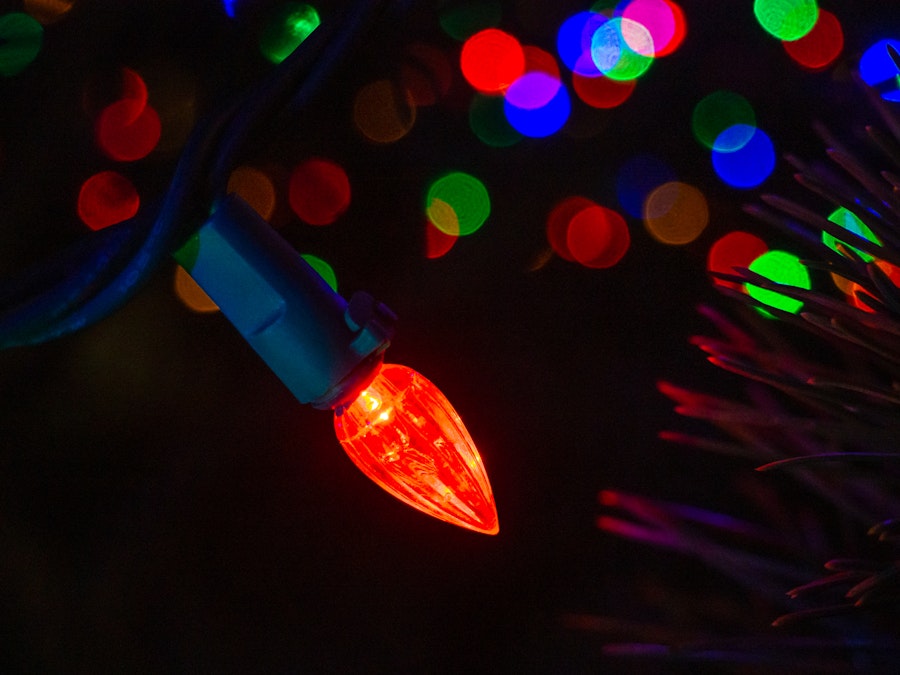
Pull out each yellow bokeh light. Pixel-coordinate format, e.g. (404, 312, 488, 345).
(425, 197, 460, 236)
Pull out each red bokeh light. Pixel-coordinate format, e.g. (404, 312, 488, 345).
(424, 220, 458, 259)
(522, 45, 561, 80)
(565, 205, 630, 268)
(288, 158, 351, 226)
(95, 97, 161, 162)
(77, 170, 140, 230)
(546, 196, 594, 261)
(706, 231, 769, 290)
(460, 28, 525, 93)
(782, 9, 843, 70)
(848, 261, 900, 313)
(572, 72, 636, 109)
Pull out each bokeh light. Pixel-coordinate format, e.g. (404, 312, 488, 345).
(504, 74, 570, 137)
(546, 196, 594, 261)
(859, 39, 900, 102)
(712, 125, 776, 188)
(782, 8, 842, 70)
(522, 45, 561, 80)
(353, 79, 416, 143)
(95, 98, 162, 162)
(77, 170, 140, 230)
(439, 0, 502, 41)
(81, 67, 148, 123)
(572, 71, 636, 108)
(119, 67, 149, 118)
(139, 62, 197, 158)
(460, 28, 525, 93)
(823, 206, 881, 262)
(706, 231, 769, 290)
(830, 271, 854, 296)
(565, 204, 630, 268)
(847, 262, 900, 313)
(754, 0, 818, 42)
(692, 90, 756, 150)
(300, 253, 338, 292)
(23, 0, 75, 25)
(227, 166, 277, 221)
(590, 17, 654, 81)
(642, 181, 709, 245)
(745, 249, 810, 314)
(425, 172, 490, 236)
(288, 158, 351, 226)
(557, 11, 609, 76)
(425, 219, 459, 259)
(468, 93, 523, 147)
(620, 0, 686, 58)
(259, 2, 320, 64)
(401, 43, 452, 107)
(0, 12, 43, 77)
(174, 265, 219, 313)
(615, 153, 675, 218)
(425, 198, 459, 240)
(505, 70, 561, 110)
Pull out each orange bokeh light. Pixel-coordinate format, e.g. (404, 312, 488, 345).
(848, 261, 900, 313)
(227, 165, 277, 221)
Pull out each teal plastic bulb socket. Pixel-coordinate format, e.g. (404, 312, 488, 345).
(175, 193, 396, 409)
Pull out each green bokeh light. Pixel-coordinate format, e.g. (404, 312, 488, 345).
(259, 2, 320, 65)
(692, 90, 756, 150)
(0, 12, 43, 77)
(754, 0, 818, 42)
(823, 207, 880, 262)
(746, 250, 810, 314)
(301, 253, 338, 292)
(438, 1, 502, 41)
(425, 172, 491, 236)
(468, 94, 522, 148)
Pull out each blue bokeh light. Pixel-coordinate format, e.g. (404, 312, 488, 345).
(615, 153, 676, 218)
(859, 39, 900, 102)
(504, 76, 571, 138)
(712, 124, 775, 188)
(557, 11, 608, 76)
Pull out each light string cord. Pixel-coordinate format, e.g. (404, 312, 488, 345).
(0, 0, 391, 349)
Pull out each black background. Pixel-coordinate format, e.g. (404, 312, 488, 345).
(1, 1, 897, 672)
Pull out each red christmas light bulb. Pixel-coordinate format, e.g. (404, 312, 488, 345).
(334, 363, 499, 535)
